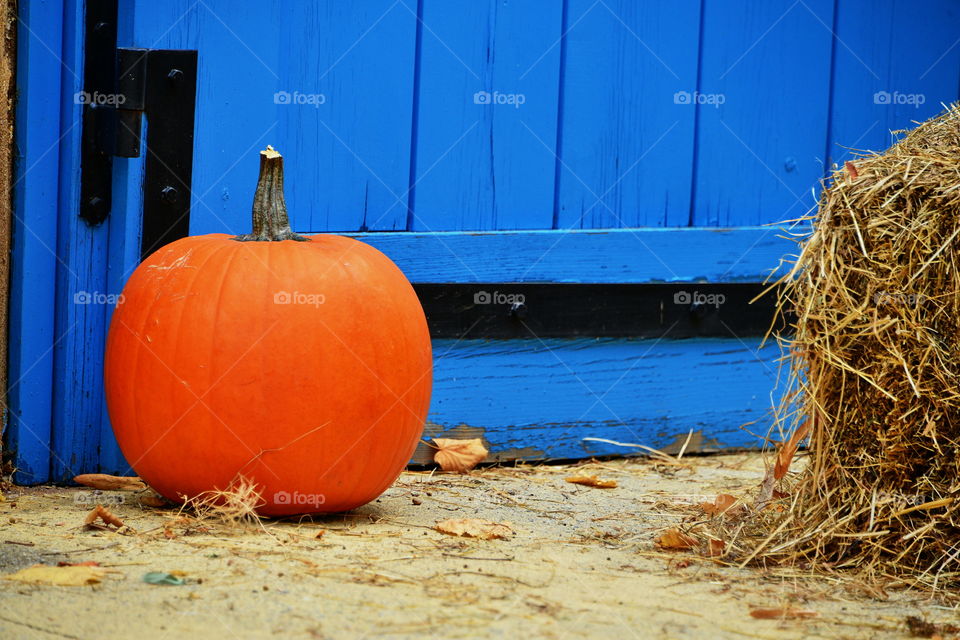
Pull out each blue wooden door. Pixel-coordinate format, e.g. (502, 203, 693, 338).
(8, 0, 960, 481)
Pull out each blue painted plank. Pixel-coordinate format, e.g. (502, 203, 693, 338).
(411, 337, 783, 463)
(95, 88, 150, 474)
(556, 0, 700, 229)
(410, 0, 563, 231)
(49, 0, 112, 481)
(98, 154, 148, 475)
(128, 0, 417, 234)
(7, 0, 65, 483)
(347, 227, 796, 283)
(276, 2, 418, 232)
(827, 0, 960, 169)
(693, 0, 834, 227)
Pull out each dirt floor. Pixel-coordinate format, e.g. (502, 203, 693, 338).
(0, 453, 955, 639)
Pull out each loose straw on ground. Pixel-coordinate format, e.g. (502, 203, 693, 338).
(773, 105, 960, 593)
(690, 104, 960, 597)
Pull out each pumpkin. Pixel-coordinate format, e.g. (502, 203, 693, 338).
(103, 146, 432, 515)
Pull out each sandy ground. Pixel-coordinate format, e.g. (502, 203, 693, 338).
(0, 453, 955, 639)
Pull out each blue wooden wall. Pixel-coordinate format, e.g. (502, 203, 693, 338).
(113, 0, 960, 237)
(7, 0, 960, 482)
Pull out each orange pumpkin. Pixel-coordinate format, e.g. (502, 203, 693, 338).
(104, 147, 432, 515)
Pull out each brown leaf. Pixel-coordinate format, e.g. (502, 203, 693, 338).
(844, 160, 859, 181)
(56, 561, 100, 567)
(84, 505, 124, 528)
(139, 494, 169, 508)
(565, 475, 617, 489)
(701, 493, 741, 516)
(656, 528, 697, 550)
(905, 615, 960, 638)
(434, 518, 513, 540)
(3, 564, 107, 586)
(73, 474, 146, 491)
(757, 465, 776, 505)
(775, 421, 811, 481)
(706, 539, 726, 557)
(432, 438, 488, 473)
(749, 607, 818, 620)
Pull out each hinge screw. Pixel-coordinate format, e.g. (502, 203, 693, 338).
(689, 301, 711, 320)
(509, 301, 528, 320)
(167, 69, 184, 84)
(160, 186, 180, 204)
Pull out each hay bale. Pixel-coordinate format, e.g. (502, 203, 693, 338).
(779, 104, 960, 591)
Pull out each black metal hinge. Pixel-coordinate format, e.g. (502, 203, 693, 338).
(80, 0, 198, 261)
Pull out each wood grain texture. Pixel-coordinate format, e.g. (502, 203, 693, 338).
(348, 227, 796, 283)
(49, 0, 110, 481)
(98, 156, 148, 474)
(827, 0, 960, 170)
(556, 0, 700, 229)
(127, 0, 417, 234)
(692, 0, 833, 227)
(410, 337, 783, 464)
(410, 0, 562, 231)
(7, 0, 65, 483)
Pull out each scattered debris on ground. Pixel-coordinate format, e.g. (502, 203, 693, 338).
(0, 454, 956, 639)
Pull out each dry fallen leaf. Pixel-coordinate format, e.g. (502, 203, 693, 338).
(139, 494, 169, 508)
(775, 420, 811, 481)
(84, 505, 124, 528)
(73, 474, 146, 491)
(56, 561, 100, 567)
(565, 475, 617, 489)
(435, 518, 513, 540)
(758, 419, 813, 505)
(432, 438, 488, 473)
(655, 528, 697, 550)
(844, 160, 859, 181)
(706, 539, 726, 557)
(749, 607, 819, 620)
(3, 564, 107, 586)
(700, 493, 740, 516)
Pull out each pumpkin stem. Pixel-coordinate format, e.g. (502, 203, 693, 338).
(234, 146, 309, 242)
